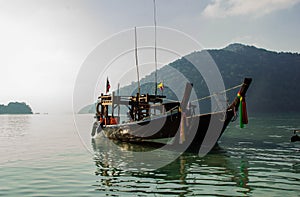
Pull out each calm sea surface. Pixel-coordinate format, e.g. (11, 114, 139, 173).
(0, 114, 299, 196)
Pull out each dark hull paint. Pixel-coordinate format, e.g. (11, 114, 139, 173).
(94, 78, 252, 154)
(102, 111, 181, 141)
(97, 109, 234, 153)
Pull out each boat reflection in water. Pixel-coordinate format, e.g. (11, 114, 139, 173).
(91, 136, 251, 196)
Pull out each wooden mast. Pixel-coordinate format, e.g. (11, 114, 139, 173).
(134, 27, 141, 95)
(134, 27, 141, 121)
(117, 83, 120, 119)
(153, 0, 158, 97)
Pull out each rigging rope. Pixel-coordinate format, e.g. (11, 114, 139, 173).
(164, 98, 180, 103)
(190, 83, 244, 103)
(146, 83, 244, 104)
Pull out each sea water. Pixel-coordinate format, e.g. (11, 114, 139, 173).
(0, 114, 299, 196)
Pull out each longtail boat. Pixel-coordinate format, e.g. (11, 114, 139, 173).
(92, 78, 252, 153)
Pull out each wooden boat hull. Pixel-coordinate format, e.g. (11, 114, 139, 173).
(101, 111, 181, 141)
(95, 108, 234, 153)
(94, 78, 252, 154)
(181, 109, 234, 153)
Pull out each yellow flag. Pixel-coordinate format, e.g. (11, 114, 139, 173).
(157, 82, 164, 90)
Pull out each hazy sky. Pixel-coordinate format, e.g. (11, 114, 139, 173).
(1, 0, 299, 114)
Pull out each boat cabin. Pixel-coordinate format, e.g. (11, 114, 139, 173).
(96, 92, 180, 125)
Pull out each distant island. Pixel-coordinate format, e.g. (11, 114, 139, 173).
(0, 102, 33, 114)
(79, 43, 300, 114)
(78, 104, 95, 114)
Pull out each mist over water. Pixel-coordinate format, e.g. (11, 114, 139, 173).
(0, 114, 299, 196)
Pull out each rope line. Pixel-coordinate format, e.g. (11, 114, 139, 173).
(164, 98, 180, 103)
(154, 83, 243, 103)
(190, 83, 244, 103)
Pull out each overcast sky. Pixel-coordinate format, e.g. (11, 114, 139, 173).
(1, 0, 299, 114)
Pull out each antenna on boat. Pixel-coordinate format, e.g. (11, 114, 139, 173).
(134, 27, 141, 95)
(153, 0, 158, 97)
(117, 83, 120, 119)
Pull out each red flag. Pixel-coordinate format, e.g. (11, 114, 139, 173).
(106, 77, 110, 93)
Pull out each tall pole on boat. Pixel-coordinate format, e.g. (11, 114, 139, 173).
(153, 0, 158, 97)
(134, 27, 141, 95)
(117, 83, 120, 119)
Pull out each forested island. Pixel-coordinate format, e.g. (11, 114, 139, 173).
(79, 43, 300, 114)
(0, 102, 33, 114)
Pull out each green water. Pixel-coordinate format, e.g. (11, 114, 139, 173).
(0, 114, 299, 196)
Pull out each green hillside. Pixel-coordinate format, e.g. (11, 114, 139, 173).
(80, 43, 300, 114)
(213, 43, 299, 113)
